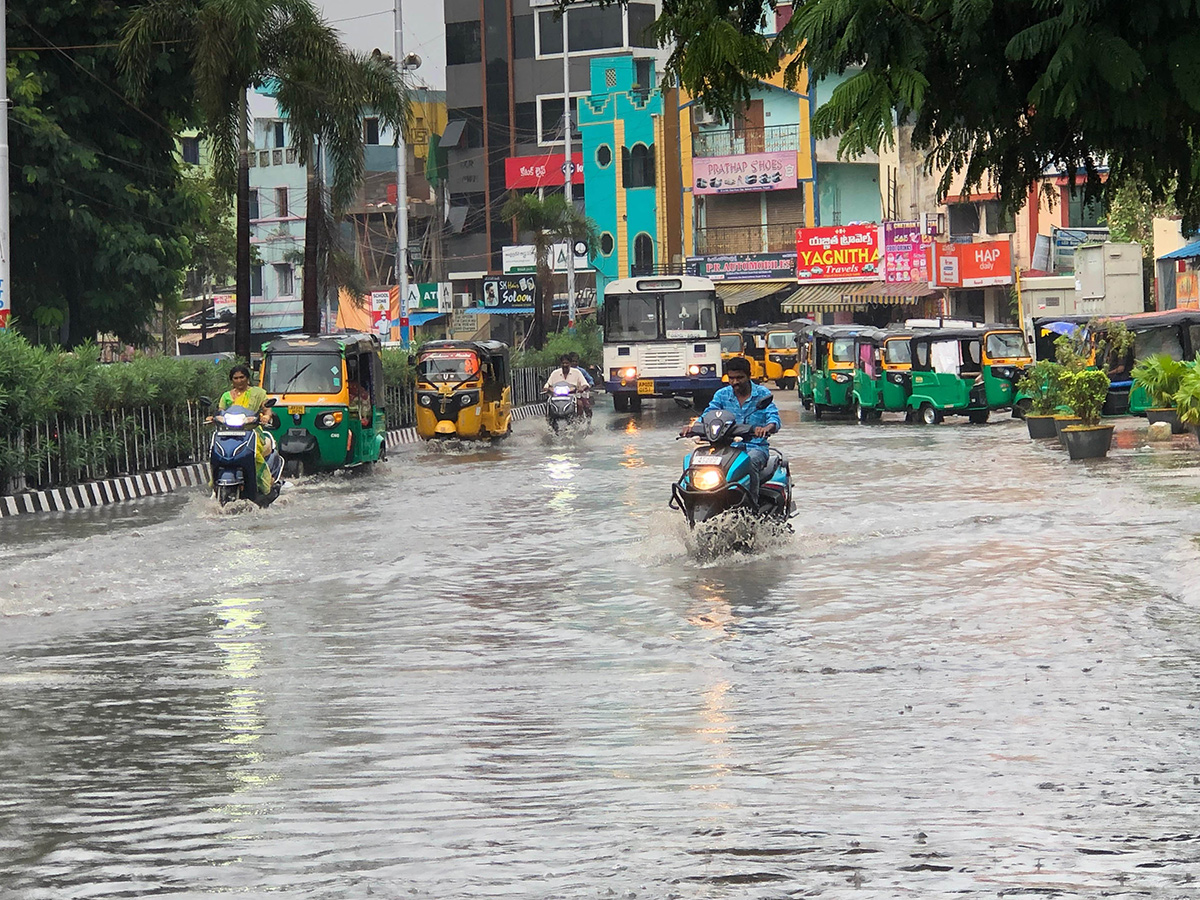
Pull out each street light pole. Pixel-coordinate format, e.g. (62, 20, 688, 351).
(0, 0, 10, 332)
(562, 8, 575, 329)
(395, 0, 409, 347)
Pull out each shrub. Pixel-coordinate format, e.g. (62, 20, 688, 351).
(1174, 355, 1200, 426)
(1016, 360, 1066, 416)
(512, 317, 601, 368)
(1061, 368, 1111, 427)
(1131, 353, 1188, 408)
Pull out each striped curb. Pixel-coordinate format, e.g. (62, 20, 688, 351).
(0, 463, 208, 519)
(385, 402, 549, 450)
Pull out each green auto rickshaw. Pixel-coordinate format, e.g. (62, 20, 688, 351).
(850, 328, 914, 421)
(260, 332, 387, 475)
(805, 324, 871, 419)
(1118, 310, 1200, 415)
(906, 325, 1031, 424)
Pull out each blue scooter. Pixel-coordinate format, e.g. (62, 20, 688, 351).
(209, 400, 285, 507)
(670, 405, 793, 529)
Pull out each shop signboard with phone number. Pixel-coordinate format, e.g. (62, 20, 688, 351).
(481, 276, 537, 310)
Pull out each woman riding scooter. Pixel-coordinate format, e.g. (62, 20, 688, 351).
(211, 364, 278, 497)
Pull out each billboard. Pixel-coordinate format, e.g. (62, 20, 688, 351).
(929, 239, 1013, 288)
(795, 225, 881, 282)
(505, 152, 584, 190)
(685, 252, 797, 281)
(882, 222, 932, 283)
(503, 242, 592, 274)
(481, 276, 536, 310)
(693, 151, 798, 195)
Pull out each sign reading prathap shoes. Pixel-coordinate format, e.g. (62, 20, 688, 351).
(481, 276, 536, 311)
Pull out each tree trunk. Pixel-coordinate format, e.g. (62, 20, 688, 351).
(235, 91, 252, 361)
(301, 157, 321, 333)
(534, 261, 553, 350)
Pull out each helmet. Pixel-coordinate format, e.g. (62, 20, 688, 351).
(699, 408, 737, 443)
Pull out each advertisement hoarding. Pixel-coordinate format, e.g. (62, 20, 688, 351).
(794, 225, 881, 282)
(481, 276, 537, 310)
(693, 151, 798, 195)
(882, 222, 932, 283)
(929, 239, 1013, 288)
(685, 252, 797, 281)
(505, 152, 584, 190)
(503, 242, 592, 274)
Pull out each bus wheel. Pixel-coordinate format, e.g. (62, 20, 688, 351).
(969, 409, 990, 425)
(920, 404, 941, 425)
(613, 393, 632, 412)
(629, 394, 643, 412)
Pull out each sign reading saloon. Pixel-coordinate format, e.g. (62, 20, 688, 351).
(795, 225, 881, 282)
(686, 252, 797, 281)
(504, 152, 584, 190)
(481, 276, 536, 310)
(693, 151, 797, 195)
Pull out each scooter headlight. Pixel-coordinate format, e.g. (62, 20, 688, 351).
(223, 413, 247, 428)
(691, 466, 724, 491)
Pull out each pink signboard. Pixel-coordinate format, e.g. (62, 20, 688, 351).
(883, 221, 932, 283)
(794, 225, 881, 282)
(693, 151, 797, 194)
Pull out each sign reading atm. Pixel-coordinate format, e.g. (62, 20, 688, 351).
(505, 152, 584, 189)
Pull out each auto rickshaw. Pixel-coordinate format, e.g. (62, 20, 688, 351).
(719, 331, 745, 382)
(791, 319, 817, 408)
(806, 324, 870, 419)
(1116, 310, 1200, 414)
(260, 332, 387, 475)
(905, 325, 1030, 423)
(850, 328, 913, 420)
(739, 326, 769, 382)
(763, 325, 799, 389)
(414, 340, 513, 440)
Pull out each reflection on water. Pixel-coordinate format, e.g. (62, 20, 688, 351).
(1, 404, 1200, 897)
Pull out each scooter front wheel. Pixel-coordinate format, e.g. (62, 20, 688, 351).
(216, 484, 238, 507)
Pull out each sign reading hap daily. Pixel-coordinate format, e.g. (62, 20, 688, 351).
(794, 225, 881, 282)
(928, 239, 1013, 288)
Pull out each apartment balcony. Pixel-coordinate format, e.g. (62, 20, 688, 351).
(692, 124, 801, 158)
(694, 221, 803, 257)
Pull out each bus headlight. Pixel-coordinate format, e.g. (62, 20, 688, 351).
(688, 364, 700, 375)
(691, 467, 723, 490)
(622, 367, 637, 379)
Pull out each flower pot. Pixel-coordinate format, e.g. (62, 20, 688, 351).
(1025, 414, 1058, 439)
(1062, 424, 1115, 460)
(1054, 415, 1082, 448)
(1145, 407, 1187, 434)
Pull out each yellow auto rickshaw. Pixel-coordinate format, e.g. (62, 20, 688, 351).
(739, 326, 770, 382)
(414, 340, 513, 440)
(763, 324, 799, 389)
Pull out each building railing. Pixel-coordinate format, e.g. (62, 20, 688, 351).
(692, 124, 801, 158)
(694, 221, 804, 256)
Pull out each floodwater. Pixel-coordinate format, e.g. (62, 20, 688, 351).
(3, 395, 1200, 899)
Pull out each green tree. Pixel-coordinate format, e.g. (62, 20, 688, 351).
(8, 0, 201, 347)
(499, 192, 598, 349)
(650, 0, 1200, 228)
(121, 0, 407, 357)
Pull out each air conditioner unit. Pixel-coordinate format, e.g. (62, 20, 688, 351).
(453, 292, 472, 308)
(692, 103, 716, 126)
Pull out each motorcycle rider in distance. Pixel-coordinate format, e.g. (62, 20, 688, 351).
(543, 354, 592, 418)
(567, 352, 594, 417)
(680, 355, 780, 504)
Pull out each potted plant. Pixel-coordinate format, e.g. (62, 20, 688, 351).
(1131, 353, 1188, 433)
(1060, 369, 1115, 460)
(1050, 333, 1086, 442)
(1174, 355, 1200, 446)
(1017, 360, 1064, 439)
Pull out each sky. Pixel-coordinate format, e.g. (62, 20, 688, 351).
(317, 0, 447, 91)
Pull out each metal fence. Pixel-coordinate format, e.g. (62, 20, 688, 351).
(695, 221, 805, 256)
(3, 368, 554, 496)
(692, 124, 801, 158)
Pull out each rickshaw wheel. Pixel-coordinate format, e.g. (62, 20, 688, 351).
(812, 403, 823, 421)
(968, 409, 990, 425)
(920, 404, 941, 425)
(853, 401, 866, 423)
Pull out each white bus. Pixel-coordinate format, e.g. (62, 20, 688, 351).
(602, 275, 724, 411)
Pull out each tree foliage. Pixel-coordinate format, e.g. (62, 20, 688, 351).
(8, 0, 202, 346)
(649, 0, 1200, 228)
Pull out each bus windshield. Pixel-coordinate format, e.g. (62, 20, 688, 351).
(264, 353, 341, 394)
(605, 291, 719, 341)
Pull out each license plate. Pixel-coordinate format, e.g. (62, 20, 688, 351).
(287, 405, 305, 415)
(637, 379, 654, 395)
(690, 454, 722, 465)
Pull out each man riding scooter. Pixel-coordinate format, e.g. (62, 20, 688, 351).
(543, 354, 592, 417)
(679, 355, 780, 504)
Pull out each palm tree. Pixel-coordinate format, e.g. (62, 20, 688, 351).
(120, 0, 407, 357)
(500, 192, 598, 349)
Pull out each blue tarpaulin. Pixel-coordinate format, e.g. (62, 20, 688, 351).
(1161, 239, 1200, 260)
(407, 312, 448, 326)
(1042, 321, 1081, 335)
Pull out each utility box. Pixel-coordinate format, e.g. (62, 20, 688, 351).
(1074, 242, 1145, 315)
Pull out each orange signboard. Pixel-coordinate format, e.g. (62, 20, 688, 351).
(929, 239, 1013, 288)
(1177, 270, 1200, 309)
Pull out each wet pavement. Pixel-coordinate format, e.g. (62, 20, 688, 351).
(3, 394, 1200, 898)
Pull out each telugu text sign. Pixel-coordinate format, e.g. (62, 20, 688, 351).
(693, 151, 797, 195)
(882, 222, 932, 284)
(795, 225, 881, 282)
(505, 152, 584, 190)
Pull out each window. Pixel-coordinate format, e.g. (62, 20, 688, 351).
(514, 101, 538, 141)
(982, 200, 1015, 234)
(181, 136, 200, 165)
(274, 121, 286, 149)
(629, 4, 657, 48)
(274, 264, 294, 297)
(596, 144, 612, 167)
(537, 96, 582, 144)
(1067, 191, 1106, 228)
(1134, 326, 1184, 360)
(446, 20, 482, 65)
(537, 4, 624, 54)
(250, 264, 263, 297)
(632, 233, 654, 275)
(248, 189, 260, 221)
(363, 117, 379, 145)
(623, 143, 655, 188)
(275, 187, 289, 218)
(600, 232, 614, 255)
(634, 57, 653, 90)
(513, 15, 535, 58)
(948, 202, 980, 236)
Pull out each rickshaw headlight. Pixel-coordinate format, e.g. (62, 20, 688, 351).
(460, 393, 473, 406)
(316, 411, 344, 429)
(419, 394, 432, 406)
(994, 365, 1016, 379)
(691, 466, 723, 490)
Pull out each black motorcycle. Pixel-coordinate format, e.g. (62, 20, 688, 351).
(546, 381, 588, 433)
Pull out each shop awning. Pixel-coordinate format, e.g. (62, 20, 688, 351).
(780, 283, 858, 314)
(841, 281, 940, 303)
(715, 281, 786, 312)
(408, 312, 448, 326)
(780, 281, 941, 313)
(1162, 239, 1200, 261)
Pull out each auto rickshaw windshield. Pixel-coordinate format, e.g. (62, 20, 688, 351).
(419, 351, 481, 382)
(264, 353, 341, 394)
(831, 338, 855, 363)
(720, 333, 742, 354)
(884, 340, 912, 365)
(985, 331, 1029, 359)
(767, 331, 797, 349)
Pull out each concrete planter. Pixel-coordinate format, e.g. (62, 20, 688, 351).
(1026, 415, 1057, 439)
(1054, 415, 1082, 448)
(1062, 424, 1115, 460)
(1145, 407, 1187, 434)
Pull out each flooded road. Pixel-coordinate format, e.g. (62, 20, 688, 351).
(3, 394, 1200, 898)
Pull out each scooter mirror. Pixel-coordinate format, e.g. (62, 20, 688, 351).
(672, 396, 693, 409)
(263, 397, 278, 408)
(756, 394, 774, 409)
(198, 396, 213, 411)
